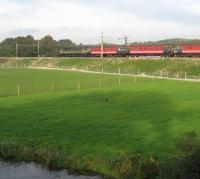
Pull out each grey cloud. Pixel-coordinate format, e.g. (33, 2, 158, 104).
(2, 0, 200, 43)
(5, 0, 200, 25)
(61, 0, 200, 25)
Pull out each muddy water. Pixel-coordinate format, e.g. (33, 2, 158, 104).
(0, 161, 101, 179)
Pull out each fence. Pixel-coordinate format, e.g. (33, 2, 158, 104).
(1, 63, 200, 80)
(0, 63, 200, 97)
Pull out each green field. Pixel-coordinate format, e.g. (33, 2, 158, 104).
(0, 68, 150, 97)
(0, 62, 200, 178)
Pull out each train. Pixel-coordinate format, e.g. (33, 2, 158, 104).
(60, 44, 200, 57)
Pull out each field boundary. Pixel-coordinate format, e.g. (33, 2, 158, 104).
(26, 66, 200, 83)
(1, 66, 200, 83)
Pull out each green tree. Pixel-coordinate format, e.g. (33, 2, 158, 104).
(40, 36, 57, 57)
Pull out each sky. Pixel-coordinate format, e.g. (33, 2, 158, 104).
(1, 0, 200, 44)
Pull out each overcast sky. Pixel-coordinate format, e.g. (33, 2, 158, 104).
(1, 0, 200, 44)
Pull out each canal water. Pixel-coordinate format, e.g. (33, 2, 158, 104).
(0, 161, 101, 179)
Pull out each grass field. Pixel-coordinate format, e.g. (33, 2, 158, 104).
(0, 65, 200, 178)
(0, 68, 150, 97)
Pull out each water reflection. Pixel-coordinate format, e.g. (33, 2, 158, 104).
(0, 161, 101, 179)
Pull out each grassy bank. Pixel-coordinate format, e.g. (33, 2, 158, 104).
(0, 68, 200, 178)
(1, 57, 200, 77)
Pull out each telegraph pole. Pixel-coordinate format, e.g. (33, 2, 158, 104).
(125, 36, 128, 46)
(16, 43, 18, 58)
(101, 32, 104, 59)
(38, 41, 40, 58)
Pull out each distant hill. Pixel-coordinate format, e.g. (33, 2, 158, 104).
(157, 38, 200, 45)
(130, 38, 200, 45)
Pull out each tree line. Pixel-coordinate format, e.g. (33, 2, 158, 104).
(0, 35, 79, 57)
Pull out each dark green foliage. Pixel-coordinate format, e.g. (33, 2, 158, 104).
(175, 132, 200, 179)
(40, 36, 57, 57)
(158, 132, 200, 179)
(179, 149, 200, 179)
(0, 35, 76, 57)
